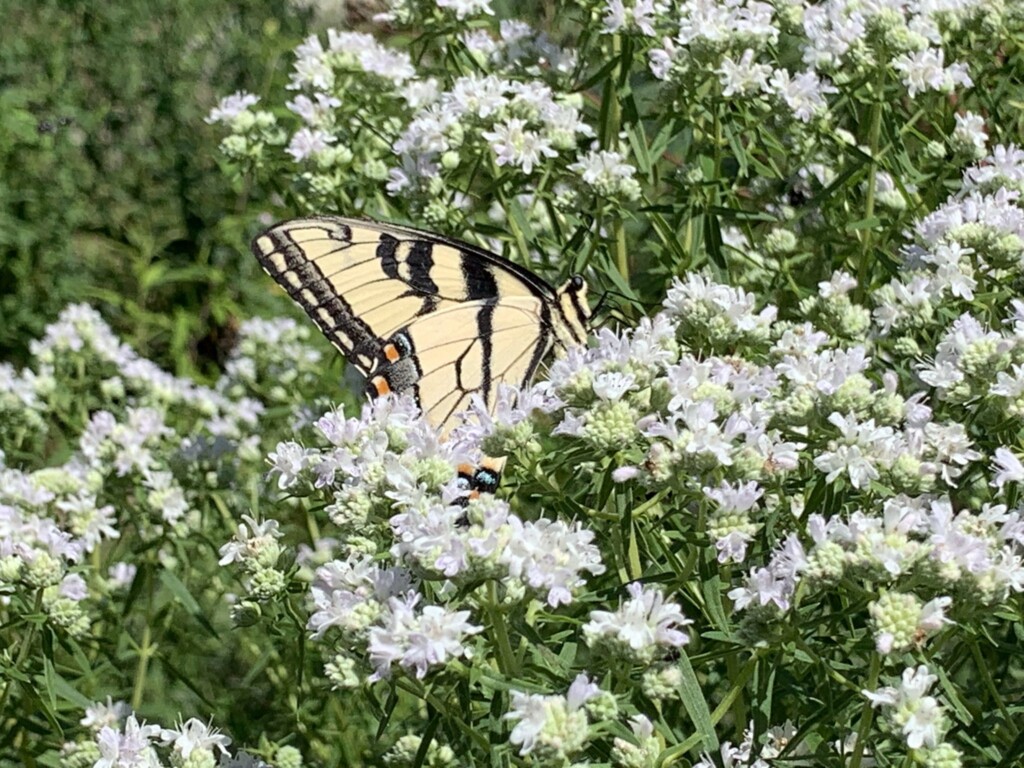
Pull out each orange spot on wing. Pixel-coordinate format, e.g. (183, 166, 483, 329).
(373, 377, 391, 396)
(384, 343, 400, 362)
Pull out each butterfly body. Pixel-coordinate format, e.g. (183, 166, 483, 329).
(251, 216, 589, 438)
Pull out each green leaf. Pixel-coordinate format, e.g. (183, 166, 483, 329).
(677, 651, 718, 753)
(157, 569, 202, 616)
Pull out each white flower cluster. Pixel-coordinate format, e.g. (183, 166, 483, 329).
(210, 19, 595, 221)
(796, 270, 872, 340)
(389, 73, 594, 192)
(864, 665, 960, 760)
(377, 0, 496, 24)
(268, 395, 471, 517)
(664, 272, 778, 349)
(505, 674, 607, 762)
(0, 463, 108, 637)
(66, 698, 293, 768)
(205, 90, 285, 166)
(731, 495, 1024, 620)
(693, 720, 830, 768)
(289, 29, 415, 94)
(648, 0, 839, 124)
(221, 316, 325, 405)
(871, 146, 1024, 424)
(0, 304, 314, 640)
(602, 0, 668, 37)
(256, 395, 608, 682)
(219, 514, 287, 602)
(891, 153, 1024, 294)
(397, 501, 606, 607)
(367, 592, 482, 680)
(29, 304, 264, 440)
(645, 0, 994, 127)
(568, 148, 642, 201)
(460, 19, 577, 77)
(0, 361, 44, 438)
(582, 582, 691, 663)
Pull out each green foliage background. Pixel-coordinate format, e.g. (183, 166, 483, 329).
(0, 0, 310, 375)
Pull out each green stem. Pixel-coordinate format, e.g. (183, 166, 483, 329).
(131, 624, 154, 712)
(725, 651, 747, 732)
(492, 168, 531, 264)
(395, 676, 491, 751)
(969, 638, 1014, 731)
(486, 581, 517, 677)
(850, 652, 881, 768)
(614, 218, 628, 283)
(604, 34, 630, 282)
(0, 592, 43, 719)
(857, 70, 885, 298)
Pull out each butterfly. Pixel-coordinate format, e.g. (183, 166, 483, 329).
(251, 216, 591, 491)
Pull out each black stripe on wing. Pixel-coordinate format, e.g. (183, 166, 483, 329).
(252, 222, 383, 372)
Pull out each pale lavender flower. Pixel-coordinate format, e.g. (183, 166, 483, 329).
(161, 717, 232, 759)
(289, 35, 333, 91)
(59, 573, 88, 600)
(206, 91, 260, 125)
(918, 596, 953, 634)
(483, 118, 558, 175)
(357, 45, 416, 83)
(704, 480, 763, 513)
(952, 111, 987, 155)
(863, 665, 946, 750)
(448, 74, 509, 118)
(602, 0, 666, 36)
(583, 582, 691, 659)
(992, 447, 1024, 491)
(285, 128, 336, 162)
(367, 593, 482, 679)
(676, 0, 778, 47)
(728, 566, 793, 612)
(107, 562, 137, 590)
(813, 413, 895, 489)
(95, 715, 162, 768)
(501, 517, 606, 607)
(400, 78, 441, 109)
(81, 697, 131, 732)
(285, 93, 341, 126)
(769, 69, 836, 122)
(893, 48, 972, 98)
(308, 556, 411, 638)
(267, 441, 313, 489)
(218, 515, 283, 567)
(568, 149, 641, 199)
(718, 49, 772, 97)
(505, 674, 600, 758)
(965, 144, 1024, 191)
(592, 371, 636, 401)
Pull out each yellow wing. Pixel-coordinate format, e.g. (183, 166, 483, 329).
(251, 216, 589, 438)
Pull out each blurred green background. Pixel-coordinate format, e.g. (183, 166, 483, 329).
(0, 0, 317, 376)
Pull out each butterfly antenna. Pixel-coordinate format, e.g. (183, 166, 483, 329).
(590, 286, 659, 325)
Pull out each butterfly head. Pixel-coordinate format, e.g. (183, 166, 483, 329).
(554, 274, 590, 347)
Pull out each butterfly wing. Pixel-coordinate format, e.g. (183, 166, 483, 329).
(369, 297, 553, 435)
(251, 216, 561, 435)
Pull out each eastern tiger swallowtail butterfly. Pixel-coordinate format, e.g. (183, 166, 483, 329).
(251, 216, 590, 491)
